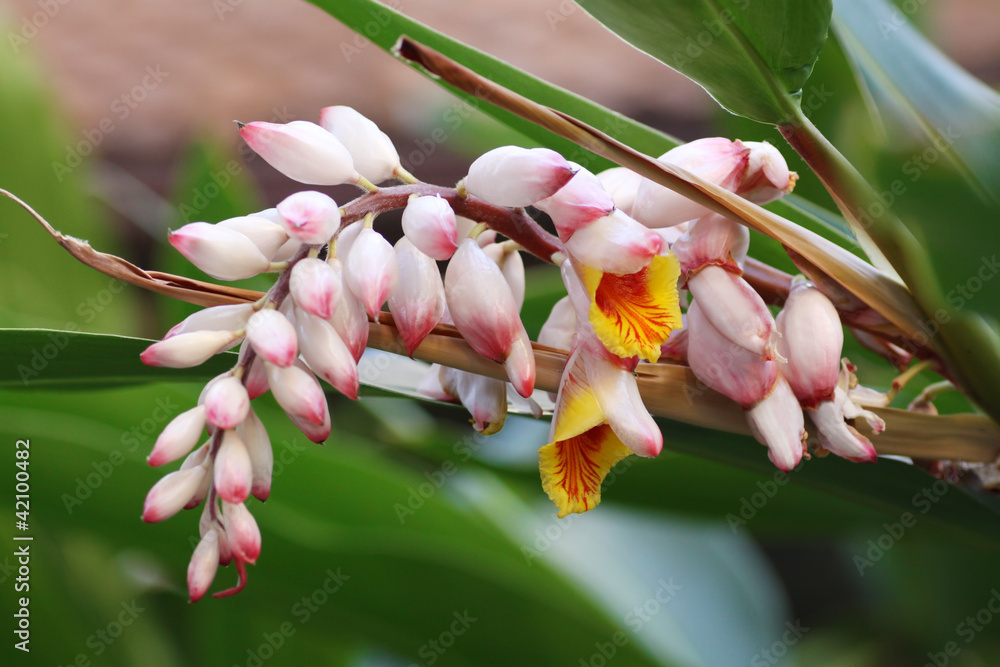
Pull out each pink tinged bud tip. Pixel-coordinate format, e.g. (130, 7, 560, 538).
(166, 303, 254, 340)
(214, 429, 253, 504)
(740, 141, 796, 205)
(148, 405, 207, 467)
(168, 222, 270, 281)
(563, 209, 663, 275)
(275, 190, 342, 245)
(222, 501, 262, 565)
(237, 409, 273, 501)
(345, 228, 398, 321)
(440, 366, 508, 435)
(596, 167, 643, 216)
(319, 105, 401, 184)
(465, 146, 576, 207)
(401, 195, 459, 260)
(265, 361, 329, 425)
(203, 376, 251, 430)
(142, 466, 208, 523)
(187, 530, 220, 603)
(686, 302, 777, 409)
(238, 120, 360, 185)
(330, 282, 369, 363)
(296, 308, 360, 400)
(534, 165, 615, 238)
(745, 377, 807, 472)
(290, 257, 343, 319)
(631, 138, 750, 228)
(141, 330, 241, 368)
(671, 213, 749, 275)
(811, 400, 878, 463)
(776, 280, 844, 408)
(388, 237, 446, 356)
(246, 309, 299, 367)
(242, 346, 269, 399)
(216, 215, 290, 259)
(288, 409, 332, 444)
(445, 239, 535, 396)
(687, 266, 779, 360)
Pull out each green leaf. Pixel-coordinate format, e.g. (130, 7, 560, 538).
(575, 0, 832, 124)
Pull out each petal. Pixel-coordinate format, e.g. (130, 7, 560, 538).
(811, 400, 878, 463)
(388, 237, 446, 356)
(239, 120, 359, 185)
(319, 105, 400, 183)
(582, 254, 682, 363)
(465, 146, 576, 207)
(585, 351, 663, 457)
(345, 228, 398, 321)
(687, 266, 778, 360)
(564, 210, 662, 275)
(745, 377, 807, 472)
(440, 366, 508, 435)
(776, 279, 844, 407)
(401, 195, 459, 261)
(539, 424, 632, 518)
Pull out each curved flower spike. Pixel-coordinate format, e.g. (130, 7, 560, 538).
(534, 165, 615, 237)
(275, 191, 341, 245)
(445, 239, 535, 397)
(319, 105, 401, 184)
(388, 237, 446, 356)
(465, 146, 576, 207)
(168, 222, 270, 281)
(345, 227, 399, 322)
(401, 195, 459, 261)
(238, 120, 361, 186)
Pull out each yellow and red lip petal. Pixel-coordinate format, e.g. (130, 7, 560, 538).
(539, 423, 632, 518)
(582, 254, 683, 363)
(551, 349, 605, 443)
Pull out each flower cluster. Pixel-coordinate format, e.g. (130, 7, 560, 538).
(137, 107, 886, 600)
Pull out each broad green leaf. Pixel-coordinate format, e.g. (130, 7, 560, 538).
(575, 0, 832, 124)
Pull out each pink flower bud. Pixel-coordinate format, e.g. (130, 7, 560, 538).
(242, 345, 269, 399)
(330, 280, 369, 363)
(687, 266, 778, 360)
(745, 376, 806, 472)
(388, 237, 446, 356)
(275, 191, 342, 245)
(811, 399, 877, 463)
(203, 376, 251, 430)
(222, 501, 261, 564)
(214, 429, 253, 504)
(670, 213, 749, 275)
(180, 443, 212, 510)
(440, 366, 508, 435)
(631, 138, 750, 228)
(290, 257, 342, 319)
(187, 530, 220, 603)
(534, 165, 615, 237)
(537, 296, 576, 351)
(465, 146, 576, 207)
(401, 195, 458, 260)
(345, 227, 398, 322)
(148, 405, 206, 467)
(141, 330, 241, 368)
(739, 141, 796, 205)
(596, 167, 643, 215)
(246, 309, 298, 367)
(445, 239, 535, 397)
(319, 106, 400, 184)
(564, 210, 663, 275)
(168, 222, 270, 280)
(482, 242, 526, 309)
(264, 361, 328, 425)
(776, 280, 843, 407)
(238, 120, 360, 185)
(686, 301, 776, 408)
(288, 409, 331, 444)
(584, 350, 662, 457)
(166, 303, 253, 340)
(142, 466, 207, 523)
(217, 215, 290, 259)
(237, 409, 273, 501)
(295, 308, 360, 400)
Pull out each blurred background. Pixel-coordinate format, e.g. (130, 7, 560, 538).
(3, 0, 1000, 665)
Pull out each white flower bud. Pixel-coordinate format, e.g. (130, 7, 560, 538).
(275, 191, 341, 245)
(168, 222, 270, 280)
(239, 120, 360, 185)
(319, 106, 400, 184)
(465, 146, 576, 207)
